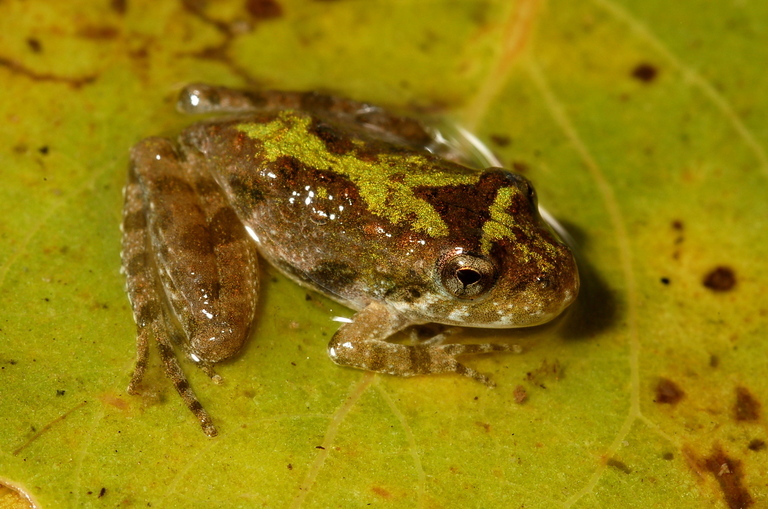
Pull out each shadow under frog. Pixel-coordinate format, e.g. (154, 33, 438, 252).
(122, 84, 579, 436)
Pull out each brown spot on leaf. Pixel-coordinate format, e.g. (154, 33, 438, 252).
(662, 452, 674, 460)
(734, 386, 761, 422)
(703, 266, 736, 292)
(490, 134, 510, 147)
(703, 445, 753, 509)
(77, 25, 120, 40)
(26, 38, 42, 53)
(111, 0, 127, 14)
(245, 0, 283, 19)
(747, 439, 765, 452)
(370, 486, 392, 499)
(513, 385, 527, 403)
(511, 161, 529, 173)
(631, 62, 658, 83)
(607, 458, 631, 474)
(654, 377, 684, 404)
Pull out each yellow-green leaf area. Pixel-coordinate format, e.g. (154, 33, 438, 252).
(1, 0, 767, 508)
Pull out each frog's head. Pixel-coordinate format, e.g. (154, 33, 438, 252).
(391, 169, 579, 328)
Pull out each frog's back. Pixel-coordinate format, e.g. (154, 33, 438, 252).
(178, 109, 486, 307)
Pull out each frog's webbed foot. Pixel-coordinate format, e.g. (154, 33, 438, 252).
(328, 303, 522, 387)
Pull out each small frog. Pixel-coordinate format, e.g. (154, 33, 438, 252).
(122, 84, 579, 436)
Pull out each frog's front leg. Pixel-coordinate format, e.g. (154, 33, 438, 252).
(328, 302, 518, 386)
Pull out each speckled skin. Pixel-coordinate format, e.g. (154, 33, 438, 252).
(122, 84, 579, 436)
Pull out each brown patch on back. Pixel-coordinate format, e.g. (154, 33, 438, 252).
(703, 266, 736, 292)
(309, 261, 358, 290)
(310, 119, 356, 155)
(734, 386, 761, 421)
(747, 439, 765, 452)
(654, 377, 685, 404)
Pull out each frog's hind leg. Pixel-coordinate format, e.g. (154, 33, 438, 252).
(328, 302, 521, 387)
(122, 160, 218, 437)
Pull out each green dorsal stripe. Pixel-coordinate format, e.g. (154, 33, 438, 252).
(236, 111, 481, 237)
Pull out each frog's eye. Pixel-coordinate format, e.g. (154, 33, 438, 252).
(438, 253, 497, 300)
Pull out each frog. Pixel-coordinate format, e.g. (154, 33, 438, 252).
(121, 83, 579, 437)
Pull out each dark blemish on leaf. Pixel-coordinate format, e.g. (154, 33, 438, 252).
(287, 463, 293, 470)
(660, 277, 670, 285)
(703, 445, 753, 509)
(747, 439, 765, 452)
(662, 452, 674, 460)
(38, 146, 49, 155)
(734, 386, 761, 421)
(512, 161, 529, 173)
(607, 458, 632, 474)
(56, 390, 65, 396)
(654, 377, 684, 404)
(77, 25, 120, 40)
(703, 266, 736, 292)
(0, 56, 96, 88)
(26, 38, 42, 53)
(671, 220, 684, 231)
(315, 445, 325, 449)
(111, 0, 127, 14)
(371, 486, 392, 499)
(490, 134, 510, 147)
(245, 0, 283, 19)
(631, 62, 658, 83)
(513, 385, 527, 403)
(98, 487, 106, 498)
(475, 422, 491, 432)
(710, 355, 720, 368)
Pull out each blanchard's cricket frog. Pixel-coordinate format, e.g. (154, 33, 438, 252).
(121, 83, 579, 436)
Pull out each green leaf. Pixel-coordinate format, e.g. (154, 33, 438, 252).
(1, 1, 766, 507)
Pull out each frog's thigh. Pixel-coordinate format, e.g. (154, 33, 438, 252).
(328, 303, 510, 386)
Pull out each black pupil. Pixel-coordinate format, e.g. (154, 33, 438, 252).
(456, 268, 481, 287)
